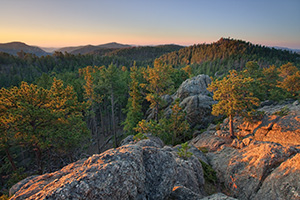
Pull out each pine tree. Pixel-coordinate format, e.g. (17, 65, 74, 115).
(208, 70, 260, 137)
(123, 65, 145, 135)
(143, 60, 174, 121)
(0, 79, 89, 174)
(277, 64, 300, 98)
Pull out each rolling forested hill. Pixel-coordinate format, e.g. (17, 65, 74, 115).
(157, 38, 300, 76)
(0, 38, 299, 88)
(0, 44, 182, 88)
(98, 45, 184, 63)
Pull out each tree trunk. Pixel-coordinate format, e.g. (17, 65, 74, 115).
(229, 115, 234, 138)
(111, 90, 117, 148)
(5, 147, 17, 171)
(100, 105, 105, 136)
(34, 145, 43, 174)
(155, 101, 159, 122)
(92, 106, 100, 153)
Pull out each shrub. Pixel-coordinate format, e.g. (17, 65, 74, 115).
(177, 142, 193, 159)
(273, 106, 290, 116)
(133, 133, 148, 141)
(215, 123, 221, 130)
(243, 110, 265, 123)
(134, 99, 191, 145)
(199, 160, 217, 184)
(0, 195, 9, 200)
(198, 147, 209, 153)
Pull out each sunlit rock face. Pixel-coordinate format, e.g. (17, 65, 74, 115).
(254, 153, 300, 200)
(207, 142, 298, 200)
(235, 101, 300, 146)
(191, 101, 300, 200)
(10, 137, 207, 200)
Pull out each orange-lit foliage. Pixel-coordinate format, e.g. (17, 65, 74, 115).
(277, 63, 300, 98)
(208, 70, 260, 137)
(0, 79, 89, 172)
(143, 60, 174, 121)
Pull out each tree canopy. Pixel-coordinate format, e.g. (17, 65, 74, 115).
(208, 70, 260, 137)
(0, 79, 89, 174)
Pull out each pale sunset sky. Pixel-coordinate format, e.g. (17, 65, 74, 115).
(0, 0, 299, 49)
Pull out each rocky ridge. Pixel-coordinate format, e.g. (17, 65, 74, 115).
(9, 74, 300, 200)
(10, 136, 236, 200)
(190, 101, 300, 200)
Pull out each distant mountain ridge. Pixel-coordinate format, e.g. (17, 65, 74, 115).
(0, 42, 49, 56)
(272, 46, 300, 53)
(57, 42, 132, 54)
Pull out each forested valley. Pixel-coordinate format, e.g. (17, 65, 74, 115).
(1, 38, 300, 196)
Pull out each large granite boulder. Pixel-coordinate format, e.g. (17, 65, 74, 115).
(188, 101, 300, 199)
(173, 74, 212, 100)
(157, 74, 216, 129)
(10, 138, 206, 200)
(179, 95, 216, 128)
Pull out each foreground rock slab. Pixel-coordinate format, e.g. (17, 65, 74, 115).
(10, 138, 207, 200)
(207, 141, 298, 200)
(254, 153, 300, 200)
(237, 102, 300, 146)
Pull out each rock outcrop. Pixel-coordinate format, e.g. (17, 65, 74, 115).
(147, 74, 216, 129)
(254, 153, 300, 200)
(173, 74, 212, 100)
(173, 74, 216, 129)
(199, 193, 238, 200)
(10, 137, 208, 200)
(234, 101, 300, 146)
(191, 101, 300, 199)
(207, 142, 298, 199)
(10, 98, 300, 199)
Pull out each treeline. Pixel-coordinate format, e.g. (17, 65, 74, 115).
(0, 45, 184, 88)
(78, 61, 190, 148)
(0, 51, 133, 88)
(157, 38, 300, 76)
(98, 45, 184, 63)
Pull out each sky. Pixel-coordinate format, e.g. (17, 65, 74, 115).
(0, 0, 299, 49)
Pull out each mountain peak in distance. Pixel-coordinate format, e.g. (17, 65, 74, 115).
(0, 41, 48, 56)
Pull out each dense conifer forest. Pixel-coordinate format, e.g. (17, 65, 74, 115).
(1, 38, 300, 196)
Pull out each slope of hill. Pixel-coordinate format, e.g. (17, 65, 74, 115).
(57, 42, 132, 54)
(0, 42, 49, 56)
(157, 38, 300, 76)
(90, 44, 184, 63)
